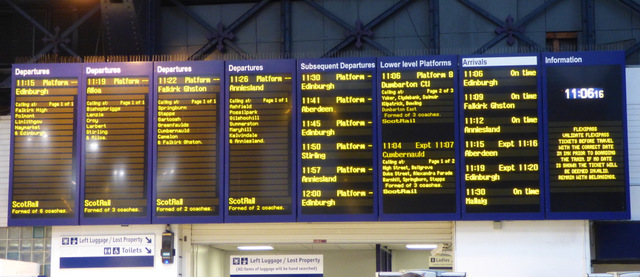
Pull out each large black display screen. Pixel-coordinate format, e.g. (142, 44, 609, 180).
(460, 55, 544, 220)
(80, 62, 153, 225)
(225, 60, 296, 222)
(544, 51, 629, 219)
(9, 63, 81, 226)
(297, 58, 377, 221)
(153, 61, 223, 223)
(377, 56, 459, 221)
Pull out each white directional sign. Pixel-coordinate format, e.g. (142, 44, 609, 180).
(230, 255, 323, 276)
(58, 234, 155, 268)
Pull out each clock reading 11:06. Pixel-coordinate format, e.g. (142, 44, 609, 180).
(564, 88, 604, 99)
(544, 51, 629, 219)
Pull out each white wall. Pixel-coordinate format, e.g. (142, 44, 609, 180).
(625, 67, 640, 220)
(0, 259, 39, 276)
(392, 250, 431, 272)
(51, 224, 180, 277)
(0, 115, 10, 226)
(454, 220, 589, 277)
(317, 250, 376, 277)
(191, 245, 225, 277)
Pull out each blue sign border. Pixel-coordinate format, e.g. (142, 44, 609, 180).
(60, 256, 154, 268)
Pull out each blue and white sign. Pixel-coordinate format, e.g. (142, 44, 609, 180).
(230, 255, 323, 277)
(58, 234, 155, 268)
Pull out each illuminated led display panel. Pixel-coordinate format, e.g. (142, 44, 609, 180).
(80, 62, 153, 224)
(225, 60, 296, 222)
(297, 58, 377, 221)
(6, 52, 631, 226)
(543, 51, 629, 219)
(377, 56, 459, 221)
(152, 61, 223, 223)
(9, 64, 82, 226)
(460, 55, 544, 220)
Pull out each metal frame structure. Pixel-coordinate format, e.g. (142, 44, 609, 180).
(4, 0, 100, 62)
(165, 0, 272, 60)
(457, 0, 560, 54)
(617, 0, 640, 56)
(3, 0, 640, 61)
(301, 0, 413, 57)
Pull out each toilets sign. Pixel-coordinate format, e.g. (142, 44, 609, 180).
(230, 255, 323, 277)
(58, 234, 155, 268)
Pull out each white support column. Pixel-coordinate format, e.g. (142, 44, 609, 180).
(454, 220, 590, 277)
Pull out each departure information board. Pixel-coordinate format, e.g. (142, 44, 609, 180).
(225, 60, 296, 222)
(80, 62, 153, 224)
(543, 51, 629, 219)
(377, 56, 459, 221)
(9, 64, 81, 226)
(7, 52, 631, 226)
(297, 58, 377, 221)
(460, 55, 544, 219)
(153, 61, 223, 223)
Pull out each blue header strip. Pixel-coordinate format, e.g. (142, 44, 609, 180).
(60, 256, 153, 268)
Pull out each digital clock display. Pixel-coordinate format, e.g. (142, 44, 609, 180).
(564, 88, 604, 99)
(544, 51, 629, 219)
